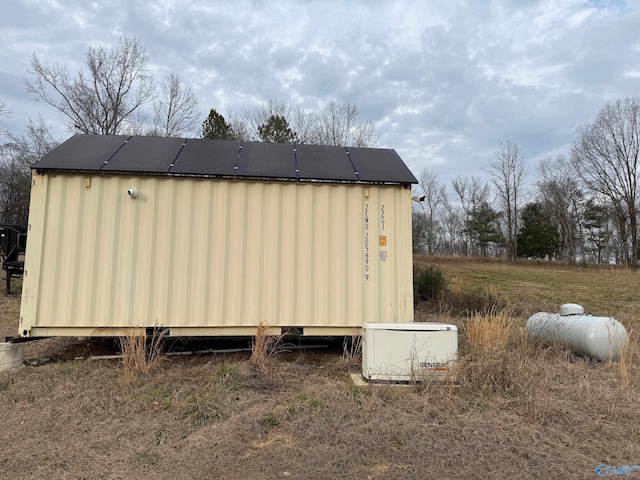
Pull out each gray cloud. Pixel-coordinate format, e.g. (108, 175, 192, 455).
(1, 0, 639, 188)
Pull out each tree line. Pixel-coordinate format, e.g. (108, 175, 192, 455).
(201, 100, 377, 147)
(0, 35, 377, 225)
(413, 97, 640, 267)
(2, 36, 640, 268)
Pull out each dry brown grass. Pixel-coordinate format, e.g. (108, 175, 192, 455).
(341, 332, 362, 361)
(1, 259, 640, 479)
(0, 278, 22, 340)
(416, 254, 640, 324)
(453, 310, 525, 396)
(462, 309, 514, 354)
(450, 306, 640, 432)
(617, 328, 640, 390)
(250, 321, 282, 371)
(119, 328, 167, 383)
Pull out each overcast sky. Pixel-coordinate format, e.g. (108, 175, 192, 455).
(1, 0, 639, 190)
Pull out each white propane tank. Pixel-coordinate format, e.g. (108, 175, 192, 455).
(526, 304, 628, 360)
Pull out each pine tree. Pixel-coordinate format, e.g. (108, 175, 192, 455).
(257, 115, 297, 143)
(202, 108, 233, 140)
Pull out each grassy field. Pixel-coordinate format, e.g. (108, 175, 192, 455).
(0, 257, 639, 479)
(416, 255, 640, 325)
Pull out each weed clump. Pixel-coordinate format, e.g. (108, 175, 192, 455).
(441, 282, 507, 316)
(413, 263, 508, 316)
(184, 397, 224, 426)
(617, 329, 639, 390)
(341, 334, 362, 362)
(455, 310, 522, 394)
(266, 389, 325, 427)
(463, 309, 514, 356)
(119, 328, 167, 383)
(250, 321, 282, 371)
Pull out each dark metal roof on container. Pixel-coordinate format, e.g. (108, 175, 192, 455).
(35, 134, 418, 184)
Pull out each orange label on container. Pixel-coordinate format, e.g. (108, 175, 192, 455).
(379, 236, 387, 246)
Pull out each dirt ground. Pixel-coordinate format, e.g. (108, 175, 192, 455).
(1, 277, 639, 479)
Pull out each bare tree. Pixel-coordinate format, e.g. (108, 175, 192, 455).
(440, 202, 465, 256)
(488, 140, 527, 262)
(537, 155, 583, 264)
(412, 209, 429, 254)
(26, 35, 153, 135)
(583, 196, 613, 264)
(0, 148, 30, 224)
(415, 169, 447, 254)
(244, 100, 378, 147)
(0, 117, 58, 224)
(151, 72, 199, 137)
(8, 117, 58, 165)
(244, 100, 319, 143)
(571, 97, 640, 267)
(451, 175, 490, 256)
(288, 103, 320, 144)
(244, 100, 290, 141)
(226, 109, 250, 141)
(316, 102, 378, 147)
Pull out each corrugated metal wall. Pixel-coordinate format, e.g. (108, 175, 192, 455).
(20, 173, 414, 336)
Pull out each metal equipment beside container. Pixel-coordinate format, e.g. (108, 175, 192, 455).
(362, 322, 458, 382)
(526, 303, 628, 360)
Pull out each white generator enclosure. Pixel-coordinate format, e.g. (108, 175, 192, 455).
(362, 322, 458, 382)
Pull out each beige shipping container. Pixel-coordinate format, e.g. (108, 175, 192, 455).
(19, 135, 417, 337)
